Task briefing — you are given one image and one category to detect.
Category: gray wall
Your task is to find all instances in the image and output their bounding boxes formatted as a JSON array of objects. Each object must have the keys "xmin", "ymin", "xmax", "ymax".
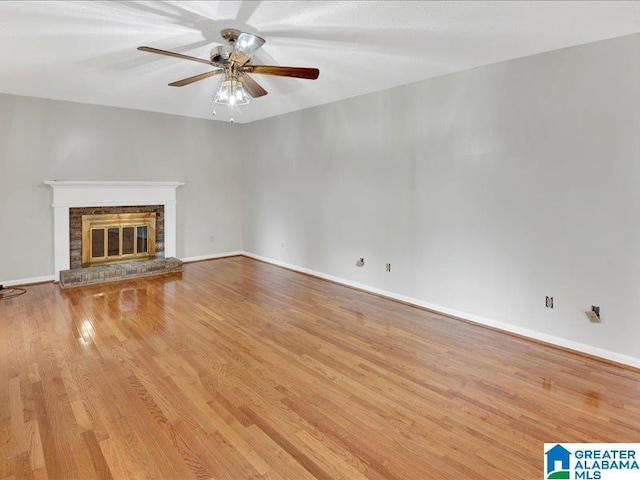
[
  {"xmin": 242, "ymin": 33, "xmax": 640, "ymax": 360},
  {"xmin": 3, "ymin": 32, "xmax": 639, "ymax": 362},
  {"xmin": 0, "ymin": 95, "xmax": 243, "ymax": 282}
]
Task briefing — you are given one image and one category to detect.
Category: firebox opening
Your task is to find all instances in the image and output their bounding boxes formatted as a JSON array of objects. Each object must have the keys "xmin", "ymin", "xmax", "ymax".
[{"xmin": 82, "ymin": 212, "xmax": 156, "ymax": 267}]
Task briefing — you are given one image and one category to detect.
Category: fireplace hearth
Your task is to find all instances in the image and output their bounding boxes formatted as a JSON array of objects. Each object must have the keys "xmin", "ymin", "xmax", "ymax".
[{"xmin": 58, "ymin": 256, "xmax": 183, "ymax": 289}]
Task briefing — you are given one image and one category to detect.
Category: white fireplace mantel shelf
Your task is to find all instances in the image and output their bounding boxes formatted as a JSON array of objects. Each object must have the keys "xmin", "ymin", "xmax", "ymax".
[
  {"xmin": 45, "ymin": 180, "xmax": 185, "ymax": 280},
  {"xmin": 44, "ymin": 180, "xmax": 185, "ymax": 207}
]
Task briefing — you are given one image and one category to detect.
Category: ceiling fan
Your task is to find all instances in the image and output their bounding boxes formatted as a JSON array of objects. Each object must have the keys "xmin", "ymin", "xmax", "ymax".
[{"xmin": 138, "ymin": 29, "xmax": 320, "ymax": 108}]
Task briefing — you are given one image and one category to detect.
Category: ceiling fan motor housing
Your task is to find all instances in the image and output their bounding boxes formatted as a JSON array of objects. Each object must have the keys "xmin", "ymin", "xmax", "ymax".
[{"xmin": 211, "ymin": 29, "xmax": 248, "ymax": 65}]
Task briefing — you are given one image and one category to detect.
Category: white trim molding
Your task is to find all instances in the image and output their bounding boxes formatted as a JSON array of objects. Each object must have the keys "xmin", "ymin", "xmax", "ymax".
[
  {"xmin": 181, "ymin": 251, "xmax": 244, "ymax": 263},
  {"xmin": 241, "ymin": 251, "xmax": 640, "ymax": 370},
  {"xmin": 0, "ymin": 275, "xmax": 55, "ymax": 287},
  {"xmin": 44, "ymin": 181, "xmax": 184, "ymax": 280}
]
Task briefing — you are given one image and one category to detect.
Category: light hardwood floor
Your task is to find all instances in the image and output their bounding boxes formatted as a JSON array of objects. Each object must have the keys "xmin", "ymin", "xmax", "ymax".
[{"xmin": 1, "ymin": 256, "xmax": 639, "ymax": 479}]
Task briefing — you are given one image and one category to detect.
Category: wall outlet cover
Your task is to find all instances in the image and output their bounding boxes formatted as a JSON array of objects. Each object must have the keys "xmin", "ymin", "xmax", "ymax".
[{"xmin": 586, "ymin": 311, "xmax": 601, "ymax": 323}]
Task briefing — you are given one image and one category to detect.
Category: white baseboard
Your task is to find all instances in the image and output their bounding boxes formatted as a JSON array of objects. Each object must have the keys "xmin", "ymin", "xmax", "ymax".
[
  {"xmin": 1, "ymin": 275, "xmax": 55, "ymax": 287},
  {"xmin": 241, "ymin": 251, "xmax": 640, "ymax": 370},
  {"xmin": 181, "ymin": 251, "xmax": 243, "ymax": 263}
]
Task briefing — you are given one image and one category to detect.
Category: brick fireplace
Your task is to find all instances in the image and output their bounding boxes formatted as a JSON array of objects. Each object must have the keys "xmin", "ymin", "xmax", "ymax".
[{"xmin": 45, "ymin": 181, "xmax": 184, "ymax": 284}]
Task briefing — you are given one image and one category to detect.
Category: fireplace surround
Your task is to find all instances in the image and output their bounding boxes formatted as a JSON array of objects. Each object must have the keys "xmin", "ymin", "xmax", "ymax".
[{"xmin": 45, "ymin": 181, "xmax": 184, "ymax": 281}]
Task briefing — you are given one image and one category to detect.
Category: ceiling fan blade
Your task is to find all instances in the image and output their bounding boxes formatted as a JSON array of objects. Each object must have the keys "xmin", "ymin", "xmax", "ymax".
[
  {"xmin": 169, "ymin": 70, "xmax": 223, "ymax": 87},
  {"xmin": 137, "ymin": 46, "xmax": 220, "ymax": 67},
  {"xmin": 239, "ymin": 73, "xmax": 268, "ymax": 98},
  {"xmin": 230, "ymin": 32, "xmax": 265, "ymax": 67},
  {"xmin": 240, "ymin": 65, "xmax": 319, "ymax": 80}
]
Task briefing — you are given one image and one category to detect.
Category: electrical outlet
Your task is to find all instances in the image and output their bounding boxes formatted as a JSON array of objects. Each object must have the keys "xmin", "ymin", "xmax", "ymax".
[
  {"xmin": 281, "ymin": 241, "xmax": 285, "ymax": 248},
  {"xmin": 587, "ymin": 305, "xmax": 601, "ymax": 323},
  {"xmin": 545, "ymin": 296, "xmax": 554, "ymax": 308},
  {"xmin": 586, "ymin": 311, "xmax": 601, "ymax": 323},
  {"xmin": 385, "ymin": 263, "xmax": 391, "ymax": 272},
  {"xmin": 209, "ymin": 235, "xmax": 216, "ymax": 243}
]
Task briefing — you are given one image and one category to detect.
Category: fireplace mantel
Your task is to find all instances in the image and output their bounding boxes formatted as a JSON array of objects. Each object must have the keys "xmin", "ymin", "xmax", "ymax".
[{"xmin": 45, "ymin": 181, "xmax": 184, "ymax": 281}]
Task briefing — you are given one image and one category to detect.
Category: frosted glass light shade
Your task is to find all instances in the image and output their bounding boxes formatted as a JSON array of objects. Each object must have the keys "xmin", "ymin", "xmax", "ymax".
[
  {"xmin": 235, "ymin": 32, "xmax": 265, "ymax": 57},
  {"xmin": 214, "ymin": 77, "xmax": 250, "ymax": 106}
]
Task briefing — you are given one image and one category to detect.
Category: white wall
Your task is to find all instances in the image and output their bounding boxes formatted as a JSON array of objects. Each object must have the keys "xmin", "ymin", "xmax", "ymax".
[
  {"xmin": 242, "ymin": 33, "xmax": 640, "ymax": 362},
  {"xmin": 0, "ymin": 95, "xmax": 243, "ymax": 283}
]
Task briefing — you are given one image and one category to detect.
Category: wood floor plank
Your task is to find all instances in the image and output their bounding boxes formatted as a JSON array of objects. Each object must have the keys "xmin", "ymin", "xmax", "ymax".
[{"xmin": 0, "ymin": 256, "xmax": 639, "ymax": 479}]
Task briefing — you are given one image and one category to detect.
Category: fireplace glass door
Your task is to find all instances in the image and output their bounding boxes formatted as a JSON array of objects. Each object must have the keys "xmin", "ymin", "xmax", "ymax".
[{"xmin": 82, "ymin": 213, "xmax": 156, "ymax": 267}]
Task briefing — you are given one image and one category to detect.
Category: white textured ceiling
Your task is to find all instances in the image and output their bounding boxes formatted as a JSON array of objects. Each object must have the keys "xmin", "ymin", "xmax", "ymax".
[{"xmin": 2, "ymin": 1, "xmax": 640, "ymax": 123}]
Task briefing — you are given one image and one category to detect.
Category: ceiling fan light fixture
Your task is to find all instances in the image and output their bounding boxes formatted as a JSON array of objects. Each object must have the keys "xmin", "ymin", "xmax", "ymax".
[
  {"xmin": 211, "ymin": 44, "xmax": 233, "ymax": 64},
  {"xmin": 234, "ymin": 32, "xmax": 265, "ymax": 57},
  {"xmin": 214, "ymin": 76, "xmax": 250, "ymax": 106}
]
